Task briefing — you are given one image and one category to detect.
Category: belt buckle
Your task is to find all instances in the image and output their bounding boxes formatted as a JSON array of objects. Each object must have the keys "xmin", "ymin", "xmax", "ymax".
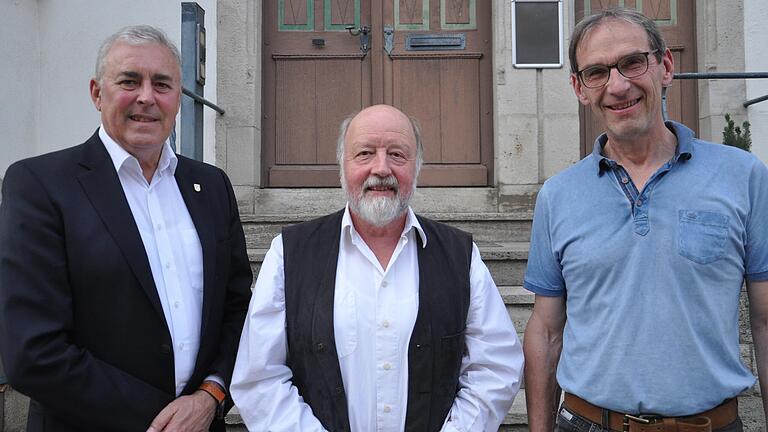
[{"xmin": 623, "ymin": 414, "xmax": 662, "ymax": 431}]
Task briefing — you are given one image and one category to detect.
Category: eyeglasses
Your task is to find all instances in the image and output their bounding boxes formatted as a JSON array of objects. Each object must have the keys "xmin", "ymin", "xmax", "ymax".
[{"xmin": 577, "ymin": 50, "xmax": 659, "ymax": 88}]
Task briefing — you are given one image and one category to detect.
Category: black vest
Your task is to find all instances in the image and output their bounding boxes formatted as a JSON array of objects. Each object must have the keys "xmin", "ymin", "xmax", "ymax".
[{"xmin": 282, "ymin": 210, "xmax": 472, "ymax": 432}]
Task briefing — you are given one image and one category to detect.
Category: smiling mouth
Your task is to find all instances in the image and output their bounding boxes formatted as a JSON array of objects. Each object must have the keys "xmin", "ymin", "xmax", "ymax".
[
  {"xmin": 366, "ymin": 185, "xmax": 396, "ymax": 193},
  {"xmin": 607, "ymin": 97, "xmax": 641, "ymax": 111},
  {"xmin": 363, "ymin": 175, "xmax": 399, "ymax": 195},
  {"xmin": 129, "ymin": 114, "xmax": 158, "ymax": 123}
]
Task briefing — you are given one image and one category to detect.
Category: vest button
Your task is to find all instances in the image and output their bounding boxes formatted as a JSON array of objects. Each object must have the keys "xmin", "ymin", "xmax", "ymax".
[
  {"xmin": 316, "ymin": 342, "xmax": 325, "ymax": 352},
  {"xmin": 160, "ymin": 343, "xmax": 172, "ymax": 354},
  {"xmin": 333, "ymin": 386, "xmax": 344, "ymax": 395}
]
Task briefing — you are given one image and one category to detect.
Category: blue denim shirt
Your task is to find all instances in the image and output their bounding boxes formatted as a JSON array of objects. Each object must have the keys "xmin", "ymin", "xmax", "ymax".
[{"xmin": 524, "ymin": 121, "xmax": 768, "ymax": 415}]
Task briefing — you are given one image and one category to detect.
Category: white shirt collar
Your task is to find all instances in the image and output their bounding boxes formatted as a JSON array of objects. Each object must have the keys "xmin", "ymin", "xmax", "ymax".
[
  {"xmin": 99, "ymin": 125, "xmax": 178, "ymax": 177},
  {"xmin": 341, "ymin": 203, "xmax": 428, "ymax": 248}
]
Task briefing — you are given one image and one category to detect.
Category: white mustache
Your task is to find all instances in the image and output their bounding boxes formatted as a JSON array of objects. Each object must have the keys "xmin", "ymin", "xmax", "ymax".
[{"xmin": 363, "ymin": 175, "xmax": 398, "ymax": 191}]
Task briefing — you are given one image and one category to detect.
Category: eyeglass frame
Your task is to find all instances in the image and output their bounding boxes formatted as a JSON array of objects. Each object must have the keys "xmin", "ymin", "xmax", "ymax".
[{"xmin": 576, "ymin": 49, "xmax": 661, "ymax": 89}]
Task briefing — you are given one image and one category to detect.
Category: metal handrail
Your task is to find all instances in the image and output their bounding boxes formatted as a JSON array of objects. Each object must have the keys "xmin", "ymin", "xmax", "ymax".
[
  {"xmin": 182, "ymin": 87, "xmax": 225, "ymax": 115},
  {"xmin": 663, "ymin": 71, "xmax": 768, "ymax": 119},
  {"xmin": 744, "ymin": 94, "xmax": 768, "ymax": 108},
  {"xmin": 674, "ymin": 72, "xmax": 768, "ymax": 80}
]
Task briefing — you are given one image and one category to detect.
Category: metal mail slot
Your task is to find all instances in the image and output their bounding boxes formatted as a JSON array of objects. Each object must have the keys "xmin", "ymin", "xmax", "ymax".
[{"xmin": 406, "ymin": 33, "xmax": 466, "ymax": 51}]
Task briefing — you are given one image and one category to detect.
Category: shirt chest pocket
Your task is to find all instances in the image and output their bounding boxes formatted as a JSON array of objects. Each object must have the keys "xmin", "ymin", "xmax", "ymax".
[{"xmin": 678, "ymin": 210, "xmax": 729, "ymax": 265}]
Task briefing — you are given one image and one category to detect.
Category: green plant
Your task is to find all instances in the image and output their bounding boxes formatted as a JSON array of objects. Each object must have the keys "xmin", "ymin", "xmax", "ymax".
[{"xmin": 722, "ymin": 113, "xmax": 752, "ymax": 152}]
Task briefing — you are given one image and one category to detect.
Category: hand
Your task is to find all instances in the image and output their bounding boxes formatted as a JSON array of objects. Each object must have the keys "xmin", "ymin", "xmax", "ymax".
[{"xmin": 146, "ymin": 391, "xmax": 217, "ymax": 432}]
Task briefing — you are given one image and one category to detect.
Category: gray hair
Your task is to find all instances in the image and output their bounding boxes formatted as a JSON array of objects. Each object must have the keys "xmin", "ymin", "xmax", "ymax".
[
  {"xmin": 336, "ymin": 110, "xmax": 425, "ymax": 176},
  {"xmin": 569, "ymin": 8, "xmax": 666, "ymax": 74},
  {"xmin": 95, "ymin": 25, "xmax": 181, "ymax": 83}
]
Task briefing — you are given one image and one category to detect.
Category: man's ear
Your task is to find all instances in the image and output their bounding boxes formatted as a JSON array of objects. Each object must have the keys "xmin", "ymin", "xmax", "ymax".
[
  {"xmin": 570, "ymin": 74, "xmax": 591, "ymax": 106},
  {"xmin": 90, "ymin": 79, "xmax": 102, "ymax": 112},
  {"xmin": 660, "ymin": 48, "xmax": 675, "ymax": 87}
]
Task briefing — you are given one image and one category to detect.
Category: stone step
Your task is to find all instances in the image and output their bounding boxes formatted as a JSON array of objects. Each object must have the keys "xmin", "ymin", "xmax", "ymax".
[
  {"xmin": 240, "ymin": 187, "xmax": 537, "ymax": 216},
  {"xmin": 247, "ymin": 241, "xmax": 530, "ymax": 287},
  {"xmin": 499, "ymin": 285, "xmax": 534, "ymax": 305},
  {"xmin": 477, "ymin": 241, "xmax": 529, "ymax": 287},
  {"xmin": 502, "ymin": 285, "xmax": 534, "ymax": 335},
  {"xmin": 241, "ymin": 212, "xmax": 533, "ymax": 249}
]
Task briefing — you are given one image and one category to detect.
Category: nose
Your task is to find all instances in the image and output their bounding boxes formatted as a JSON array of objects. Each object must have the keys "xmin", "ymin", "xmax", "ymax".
[
  {"xmin": 604, "ymin": 67, "xmax": 631, "ymax": 94},
  {"xmin": 370, "ymin": 149, "xmax": 392, "ymax": 177},
  {"xmin": 136, "ymin": 81, "xmax": 156, "ymax": 105}
]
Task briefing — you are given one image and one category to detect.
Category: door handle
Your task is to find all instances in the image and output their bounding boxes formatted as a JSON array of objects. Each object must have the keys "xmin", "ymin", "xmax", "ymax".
[{"xmin": 346, "ymin": 25, "xmax": 371, "ymax": 53}]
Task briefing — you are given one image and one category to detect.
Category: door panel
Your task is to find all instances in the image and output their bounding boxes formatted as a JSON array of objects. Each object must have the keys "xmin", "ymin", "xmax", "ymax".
[
  {"xmin": 393, "ymin": 58, "xmax": 443, "ymax": 161},
  {"xmin": 444, "ymin": 0, "xmax": 474, "ymax": 26},
  {"xmin": 264, "ymin": 1, "xmax": 369, "ymax": 186},
  {"xmin": 275, "ymin": 60, "xmax": 317, "ymax": 164},
  {"xmin": 396, "ymin": 0, "xmax": 429, "ymax": 27},
  {"xmin": 392, "ymin": 57, "xmax": 480, "ymax": 163},
  {"xmin": 576, "ymin": 0, "xmax": 698, "ymax": 156},
  {"xmin": 439, "ymin": 58, "xmax": 480, "ymax": 162},
  {"xmin": 383, "ymin": 0, "xmax": 491, "ymax": 185},
  {"xmin": 264, "ymin": 0, "xmax": 492, "ymax": 187},
  {"xmin": 274, "ymin": 58, "xmax": 363, "ymax": 166},
  {"xmin": 315, "ymin": 60, "xmax": 364, "ymax": 163}
]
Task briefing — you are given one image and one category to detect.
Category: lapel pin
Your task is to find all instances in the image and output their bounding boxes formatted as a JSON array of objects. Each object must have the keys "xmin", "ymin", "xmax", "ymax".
[{"xmin": 194, "ymin": 183, "xmax": 201, "ymax": 192}]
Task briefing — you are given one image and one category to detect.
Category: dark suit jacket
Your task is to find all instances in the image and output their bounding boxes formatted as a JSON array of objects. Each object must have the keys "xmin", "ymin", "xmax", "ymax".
[{"xmin": 0, "ymin": 130, "xmax": 253, "ymax": 431}]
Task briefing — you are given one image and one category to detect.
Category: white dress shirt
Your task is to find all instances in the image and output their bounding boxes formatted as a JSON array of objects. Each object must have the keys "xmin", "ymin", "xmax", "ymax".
[
  {"xmin": 232, "ymin": 206, "xmax": 524, "ymax": 431},
  {"xmin": 100, "ymin": 127, "xmax": 205, "ymax": 396}
]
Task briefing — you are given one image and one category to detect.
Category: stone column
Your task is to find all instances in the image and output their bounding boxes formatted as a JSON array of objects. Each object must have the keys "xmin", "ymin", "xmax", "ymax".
[
  {"xmin": 696, "ymin": 0, "xmax": 747, "ymax": 143},
  {"xmin": 217, "ymin": 0, "xmax": 263, "ymax": 214},
  {"xmin": 492, "ymin": 0, "xmax": 580, "ymax": 209}
]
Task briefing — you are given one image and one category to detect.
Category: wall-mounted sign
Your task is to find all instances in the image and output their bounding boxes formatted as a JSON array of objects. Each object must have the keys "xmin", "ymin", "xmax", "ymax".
[{"xmin": 511, "ymin": 0, "xmax": 563, "ymax": 68}]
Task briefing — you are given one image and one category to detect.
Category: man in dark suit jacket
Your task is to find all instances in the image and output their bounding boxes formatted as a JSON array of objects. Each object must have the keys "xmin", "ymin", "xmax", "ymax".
[{"xmin": 0, "ymin": 25, "xmax": 252, "ymax": 431}]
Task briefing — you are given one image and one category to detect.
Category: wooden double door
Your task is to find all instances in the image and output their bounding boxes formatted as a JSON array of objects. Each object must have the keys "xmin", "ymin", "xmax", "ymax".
[
  {"xmin": 577, "ymin": 0, "xmax": 698, "ymax": 155},
  {"xmin": 263, "ymin": 0, "xmax": 493, "ymax": 187}
]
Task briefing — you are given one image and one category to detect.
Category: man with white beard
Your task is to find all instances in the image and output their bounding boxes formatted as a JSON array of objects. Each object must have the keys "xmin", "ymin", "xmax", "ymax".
[{"xmin": 231, "ymin": 105, "xmax": 523, "ymax": 432}]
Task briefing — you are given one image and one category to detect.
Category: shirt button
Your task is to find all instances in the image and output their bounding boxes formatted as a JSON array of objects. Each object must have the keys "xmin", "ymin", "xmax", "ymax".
[
  {"xmin": 383, "ymin": 363, "xmax": 391, "ymax": 370},
  {"xmin": 165, "ymin": 262, "xmax": 171, "ymax": 269},
  {"xmin": 621, "ymin": 177, "xmax": 629, "ymax": 184},
  {"xmin": 178, "ymin": 343, "xmax": 184, "ymax": 350},
  {"xmin": 383, "ymin": 405, "xmax": 391, "ymax": 413},
  {"xmin": 636, "ymin": 199, "xmax": 643, "ymax": 206},
  {"xmin": 383, "ymin": 320, "xmax": 390, "ymax": 328},
  {"xmin": 174, "ymin": 301, "xmax": 180, "ymax": 309},
  {"xmin": 156, "ymin": 224, "xmax": 162, "ymax": 230},
  {"xmin": 381, "ymin": 281, "xmax": 388, "ymax": 288}
]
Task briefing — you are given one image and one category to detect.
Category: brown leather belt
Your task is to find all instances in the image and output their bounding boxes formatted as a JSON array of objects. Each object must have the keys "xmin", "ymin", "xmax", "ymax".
[{"xmin": 563, "ymin": 393, "xmax": 738, "ymax": 432}]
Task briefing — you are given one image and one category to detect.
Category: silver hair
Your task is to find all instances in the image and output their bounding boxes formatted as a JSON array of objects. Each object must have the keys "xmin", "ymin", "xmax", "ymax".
[
  {"xmin": 335, "ymin": 109, "xmax": 425, "ymax": 176},
  {"xmin": 95, "ymin": 25, "xmax": 181, "ymax": 83}
]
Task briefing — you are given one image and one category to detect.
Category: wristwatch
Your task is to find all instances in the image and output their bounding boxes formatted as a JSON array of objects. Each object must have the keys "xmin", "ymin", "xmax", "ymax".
[{"xmin": 199, "ymin": 380, "xmax": 227, "ymax": 418}]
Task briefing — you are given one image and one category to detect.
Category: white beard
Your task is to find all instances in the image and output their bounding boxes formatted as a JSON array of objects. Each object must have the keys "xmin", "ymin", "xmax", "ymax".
[{"xmin": 343, "ymin": 174, "xmax": 414, "ymax": 227}]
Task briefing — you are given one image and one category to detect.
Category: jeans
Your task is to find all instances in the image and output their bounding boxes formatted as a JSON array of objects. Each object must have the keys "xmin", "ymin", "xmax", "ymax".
[{"xmin": 555, "ymin": 403, "xmax": 744, "ymax": 432}]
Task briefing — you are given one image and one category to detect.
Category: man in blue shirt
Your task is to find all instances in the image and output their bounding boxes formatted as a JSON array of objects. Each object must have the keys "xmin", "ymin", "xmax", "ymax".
[{"xmin": 523, "ymin": 8, "xmax": 768, "ymax": 432}]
